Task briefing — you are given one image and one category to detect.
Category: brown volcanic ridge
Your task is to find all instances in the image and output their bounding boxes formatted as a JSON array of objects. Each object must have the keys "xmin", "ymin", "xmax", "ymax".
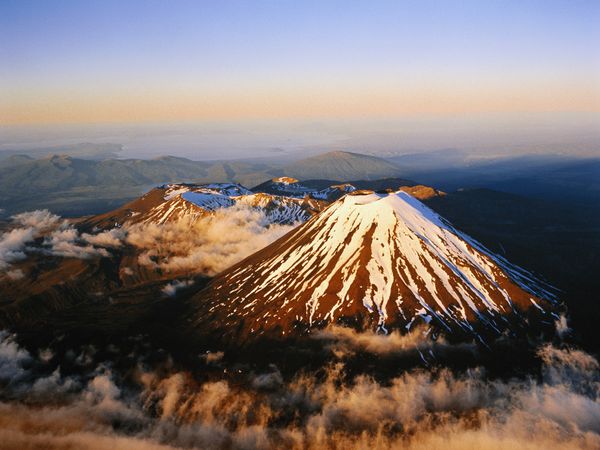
[
  {"xmin": 190, "ymin": 190, "xmax": 558, "ymax": 344},
  {"xmin": 80, "ymin": 183, "xmax": 327, "ymax": 230}
]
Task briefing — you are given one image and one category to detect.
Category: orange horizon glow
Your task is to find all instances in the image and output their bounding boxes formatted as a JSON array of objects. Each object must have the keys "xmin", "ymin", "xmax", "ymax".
[
  {"xmin": 3, "ymin": 1, "xmax": 598, "ymax": 127},
  {"xmin": 3, "ymin": 81, "xmax": 599, "ymax": 125}
]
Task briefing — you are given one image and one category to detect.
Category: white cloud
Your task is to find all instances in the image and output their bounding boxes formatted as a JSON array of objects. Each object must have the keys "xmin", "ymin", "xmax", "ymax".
[
  {"xmin": 11, "ymin": 209, "xmax": 64, "ymax": 232},
  {"xmin": 43, "ymin": 228, "xmax": 111, "ymax": 259},
  {"xmin": 5, "ymin": 269, "xmax": 24, "ymax": 280},
  {"xmin": 161, "ymin": 279, "xmax": 194, "ymax": 297},
  {"xmin": 126, "ymin": 205, "xmax": 295, "ymax": 276},
  {"xmin": 82, "ymin": 228, "xmax": 126, "ymax": 248},
  {"xmin": 0, "ymin": 210, "xmax": 123, "ymax": 272},
  {"xmin": 0, "ymin": 227, "xmax": 35, "ymax": 270},
  {"xmin": 0, "ymin": 205, "xmax": 294, "ymax": 276}
]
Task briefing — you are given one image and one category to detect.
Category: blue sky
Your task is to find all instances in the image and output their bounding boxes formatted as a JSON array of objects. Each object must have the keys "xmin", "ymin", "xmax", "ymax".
[
  {"xmin": 1, "ymin": 0, "xmax": 598, "ymax": 124},
  {"xmin": 4, "ymin": 1, "xmax": 596, "ymax": 76}
]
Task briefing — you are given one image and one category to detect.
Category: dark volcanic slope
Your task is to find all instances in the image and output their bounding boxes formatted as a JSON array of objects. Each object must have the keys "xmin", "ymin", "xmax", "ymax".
[
  {"xmin": 190, "ymin": 191, "xmax": 557, "ymax": 343},
  {"xmin": 424, "ymin": 188, "xmax": 600, "ymax": 353}
]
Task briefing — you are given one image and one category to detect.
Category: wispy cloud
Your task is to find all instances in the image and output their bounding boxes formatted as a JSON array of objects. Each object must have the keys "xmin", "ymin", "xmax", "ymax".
[
  {"xmin": 1, "ymin": 206, "xmax": 295, "ymax": 278},
  {"xmin": 126, "ymin": 204, "xmax": 295, "ymax": 276},
  {"xmin": 0, "ymin": 330, "xmax": 598, "ymax": 450}
]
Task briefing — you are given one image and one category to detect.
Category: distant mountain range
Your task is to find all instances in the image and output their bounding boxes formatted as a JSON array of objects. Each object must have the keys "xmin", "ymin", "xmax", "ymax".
[
  {"xmin": 0, "ymin": 151, "xmax": 406, "ymax": 216},
  {"xmin": 2, "ymin": 147, "xmax": 597, "ymax": 217}
]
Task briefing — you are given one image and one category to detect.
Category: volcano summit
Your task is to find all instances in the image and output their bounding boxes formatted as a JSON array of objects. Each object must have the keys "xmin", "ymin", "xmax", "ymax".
[{"xmin": 191, "ymin": 190, "xmax": 557, "ymax": 343}]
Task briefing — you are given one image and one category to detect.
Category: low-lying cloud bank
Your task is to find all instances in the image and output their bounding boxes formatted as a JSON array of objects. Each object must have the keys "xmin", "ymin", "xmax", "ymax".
[
  {"xmin": 313, "ymin": 325, "xmax": 477, "ymax": 362},
  {"xmin": 0, "ymin": 210, "xmax": 64, "ymax": 270},
  {"xmin": 0, "ymin": 206, "xmax": 295, "ymax": 277},
  {"xmin": 0, "ymin": 329, "xmax": 598, "ymax": 450},
  {"xmin": 126, "ymin": 205, "xmax": 295, "ymax": 276},
  {"xmin": 0, "ymin": 210, "xmax": 112, "ymax": 271}
]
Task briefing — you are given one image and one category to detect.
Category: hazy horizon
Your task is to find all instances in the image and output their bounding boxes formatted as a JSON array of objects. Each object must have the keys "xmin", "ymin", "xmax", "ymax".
[{"xmin": 1, "ymin": 112, "xmax": 599, "ymax": 161}]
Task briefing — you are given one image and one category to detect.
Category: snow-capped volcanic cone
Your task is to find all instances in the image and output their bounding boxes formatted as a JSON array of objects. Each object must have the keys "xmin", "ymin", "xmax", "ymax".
[
  {"xmin": 81, "ymin": 183, "xmax": 326, "ymax": 229},
  {"xmin": 190, "ymin": 190, "xmax": 557, "ymax": 342}
]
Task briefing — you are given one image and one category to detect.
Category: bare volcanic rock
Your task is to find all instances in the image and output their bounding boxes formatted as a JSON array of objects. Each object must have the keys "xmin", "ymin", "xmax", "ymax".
[
  {"xmin": 399, "ymin": 185, "xmax": 445, "ymax": 200},
  {"xmin": 190, "ymin": 191, "xmax": 557, "ymax": 343}
]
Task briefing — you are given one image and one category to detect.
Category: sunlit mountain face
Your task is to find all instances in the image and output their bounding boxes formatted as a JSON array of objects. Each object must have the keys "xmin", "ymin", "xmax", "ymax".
[{"xmin": 190, "ymin": 190, "xmax": 557, "ymax": 344}]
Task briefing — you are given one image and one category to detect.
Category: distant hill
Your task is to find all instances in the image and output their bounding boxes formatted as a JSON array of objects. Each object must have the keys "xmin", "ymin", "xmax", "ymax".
[
  {"xmin": 0, "ymin": 154, "xmax": 214, "ymax": 190},
  {"xmin": 0, "ymin": 154, "xmax": 35, "ymax": 167},
  {"xmin": 0, "ymin": 155, "xmax": 213, "ymax": 216},
  {"xmin": 394, "ymin": 153, "xmax": 600, "ymax": 205},
  {"xmin": 284, "ymin": 151, "xmax": 402, "ymax": 181},
  {"xmin": 0, "ymin": 142, "xmax": 124, "ymax": 160}
]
